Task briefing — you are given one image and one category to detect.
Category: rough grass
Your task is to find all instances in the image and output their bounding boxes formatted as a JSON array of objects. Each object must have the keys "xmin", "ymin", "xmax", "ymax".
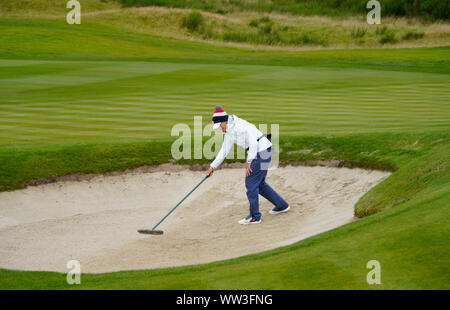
[
  {"xmin": 181, "ymin": 10, "xmax": 204, "ymax": 32},
  {"xmin": 119, "ymin": 0, "xmax": 450, "ymax": 21},
  {"xmin": 1, "ymin": 2, "xmax": 449, "ymax": 49},
  {"xmin": 72, "ymin": 8, "xmax": 450, "ymax": 49}
]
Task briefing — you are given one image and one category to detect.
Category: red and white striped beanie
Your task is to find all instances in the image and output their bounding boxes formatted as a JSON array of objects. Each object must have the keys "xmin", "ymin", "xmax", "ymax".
[{"xmin": 212, "ymin": 105, "xmax": 228, "ymax": 129}]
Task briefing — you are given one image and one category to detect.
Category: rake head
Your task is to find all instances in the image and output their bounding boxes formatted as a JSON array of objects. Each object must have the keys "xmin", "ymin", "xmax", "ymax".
[{"xmin": 138, "ymin": 229, "xmax": 164, "ymax": 235}]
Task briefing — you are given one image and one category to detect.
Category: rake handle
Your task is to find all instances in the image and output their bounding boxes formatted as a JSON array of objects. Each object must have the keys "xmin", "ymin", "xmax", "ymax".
[{"xmin": 151, "ymin": 175, "xmax": 209, "ymax": 231}]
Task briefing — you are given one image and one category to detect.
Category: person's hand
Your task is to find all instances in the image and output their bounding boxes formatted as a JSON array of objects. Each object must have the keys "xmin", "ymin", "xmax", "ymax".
[
  {"xmin": 245, "ymin": 162, "xmax": 253, "ymax": 177},
  {"xmin": 206, "ymin": 167, "xmax": 214, "ymax": 177}
]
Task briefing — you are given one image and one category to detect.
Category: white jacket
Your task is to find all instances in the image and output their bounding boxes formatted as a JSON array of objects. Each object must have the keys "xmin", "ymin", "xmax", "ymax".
[{"xmin": 210, "ymin": 115, "xmax": 272, "ymax": 169}]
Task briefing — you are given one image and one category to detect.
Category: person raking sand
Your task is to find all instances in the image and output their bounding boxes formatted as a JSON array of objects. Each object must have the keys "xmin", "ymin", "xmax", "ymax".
[{"xmin": 206, "ymin": 106, "xmax": 290, "ymax": 224}]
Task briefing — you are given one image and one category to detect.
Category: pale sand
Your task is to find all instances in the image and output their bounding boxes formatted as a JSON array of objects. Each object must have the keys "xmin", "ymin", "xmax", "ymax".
[{"xmin": 0, "ymin": 165, "xmax": 390, "ymax": 273}]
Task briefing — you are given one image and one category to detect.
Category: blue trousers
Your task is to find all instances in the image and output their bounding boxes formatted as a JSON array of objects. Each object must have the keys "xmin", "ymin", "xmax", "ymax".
[{"xmin": 245, "ymin": 147, "xmax": 289, "ymax": 221}]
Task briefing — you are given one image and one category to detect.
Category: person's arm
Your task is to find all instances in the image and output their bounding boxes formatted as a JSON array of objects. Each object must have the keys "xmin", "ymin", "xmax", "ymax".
[
  {"xmin": 245, "ymin": 126, "xmax": 259, "ymax": 176},
  {"xmin": 206, "ymin": 134, "xmax": 233, "ymax": 176},
  {"xmin": 246, "ymin": 127, "xmax": 258, "ymax": 164}
]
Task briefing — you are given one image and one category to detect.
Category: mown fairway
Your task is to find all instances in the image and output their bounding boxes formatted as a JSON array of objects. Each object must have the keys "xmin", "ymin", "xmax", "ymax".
[{"xmin": 1, "ymin": 58, "xmax": 449, "ymax": 145}]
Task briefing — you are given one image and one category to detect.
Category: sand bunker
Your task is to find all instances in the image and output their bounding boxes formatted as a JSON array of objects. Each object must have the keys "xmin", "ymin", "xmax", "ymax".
[{"xmin": 0, "ymin": 165, "xmax": 390, "ymax": 273}]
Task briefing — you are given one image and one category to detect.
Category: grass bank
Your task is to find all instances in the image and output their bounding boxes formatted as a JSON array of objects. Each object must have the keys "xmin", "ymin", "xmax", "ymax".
[
  {"xmin": 1, "ymin": 16, "xmax": 449, "ymax": 70},
  {"xmin": 2, "ymin": 2, "xmax": 449, "ymax": 50}
]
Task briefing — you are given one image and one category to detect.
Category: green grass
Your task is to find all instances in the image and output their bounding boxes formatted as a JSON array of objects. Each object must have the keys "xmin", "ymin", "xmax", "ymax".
[
  {"xmin": 0, "ymin": 19, "xmax": 449, "ymax": 145},
  {"xmin": 1, "ymin": 56, "xmax": 449, "ymax": 145}
]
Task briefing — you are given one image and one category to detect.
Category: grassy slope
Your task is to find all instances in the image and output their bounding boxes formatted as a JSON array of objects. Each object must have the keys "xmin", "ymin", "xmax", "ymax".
[
  {"xmin": 1, "ymin": 0, "xmax": 449, "ymax": 51},
  {"xmin": 92, "ymin": 8, "xmax": 449, "ymax": 49},
  {"xmin": 2, "ymin": 9, "xmax": 450, "ymax": 51},
  {"xmin": 1, "ymin": 16, "xmax": 449, "ymax": 70}
]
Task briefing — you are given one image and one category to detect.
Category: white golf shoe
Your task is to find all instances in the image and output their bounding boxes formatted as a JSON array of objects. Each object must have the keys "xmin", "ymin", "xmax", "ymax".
[
  {"xmin": 269, "ymin": 206, "xmax": 290, "ymax": 215},
  {"xmin": 238, "ymin": 216, "xmax": 261, "ymax": 224}
]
